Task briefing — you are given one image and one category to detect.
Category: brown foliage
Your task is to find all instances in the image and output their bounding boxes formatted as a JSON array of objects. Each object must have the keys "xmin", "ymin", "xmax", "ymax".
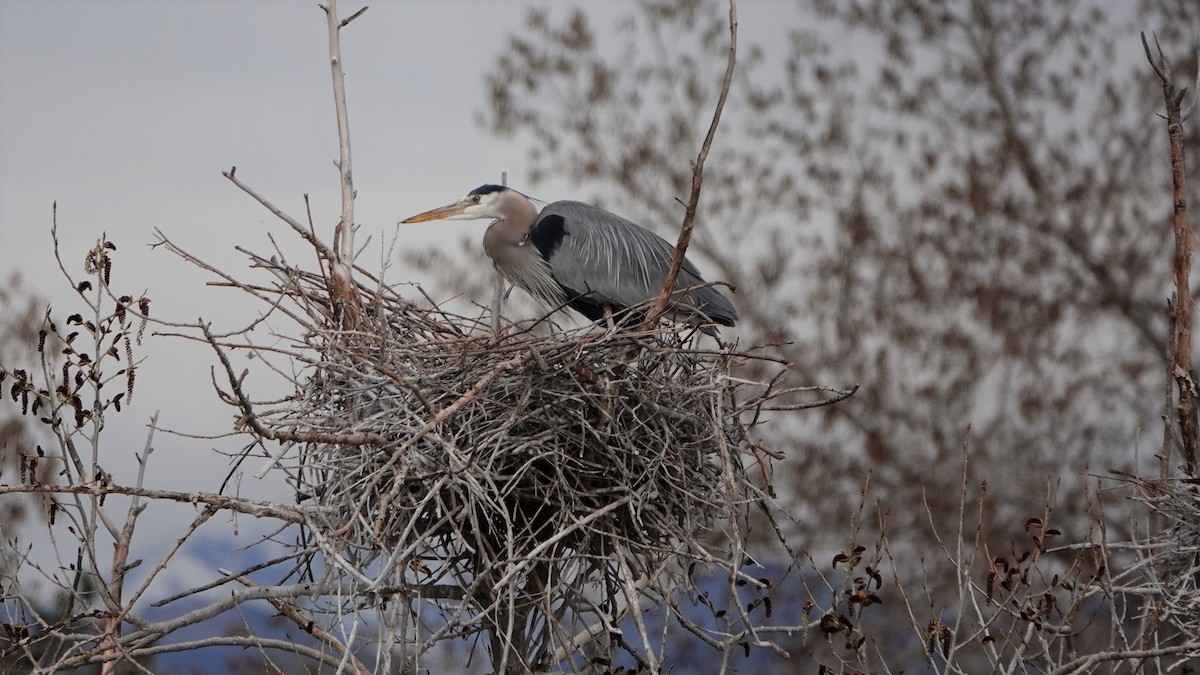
[
  {"xmin": 469, "ymin": 0, "xmax": 1200, "ymax": 563},
  {"xmin": 391, "ymin": 0, "xmax": 1200, "ymax": 669},
  {"xmin": 0, "ymin": 275, "xmax": 56, "ymax": 534}
]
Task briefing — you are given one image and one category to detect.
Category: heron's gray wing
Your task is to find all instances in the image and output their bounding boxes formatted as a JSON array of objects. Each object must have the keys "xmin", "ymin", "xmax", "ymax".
[{"xmin": 530, "ymin": 201, "xmax": 737, "ymax": 325}]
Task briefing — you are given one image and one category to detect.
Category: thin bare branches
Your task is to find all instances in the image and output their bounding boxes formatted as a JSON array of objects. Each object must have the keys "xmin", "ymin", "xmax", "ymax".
[
  {"xmin": 1051, "ymin": 642, "xmax": 1200, "ymax": 675},
  {"xmin": 98, "ymin": 412, "xmax": 158, "ymax": 675},
  {"xmin": 230, "ymin": 574, "xmax": 372, "ymax": 675},
  {"xmin": 320, "ymin": 0, "xmax": 364, "ymax": 327},
  {"xmin": 222, "ymin": 167, "xmax": 336, "ymax": 261},
  {"xmin": 201, "ymin": 320, "xmax": 389, "ymax": 447},
  {"xmin": 0, "ymin": 483, "xmax": 308, "ymax": 523},
  {"xmin": 647, "ymin": 0, "xmax": 738, "ymax": 326}
]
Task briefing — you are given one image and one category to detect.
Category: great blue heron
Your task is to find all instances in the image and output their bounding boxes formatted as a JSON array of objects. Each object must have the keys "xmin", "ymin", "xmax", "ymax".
[{"xmin": 401, "ymin": 184, "xmax": 737, "ymax": 331}]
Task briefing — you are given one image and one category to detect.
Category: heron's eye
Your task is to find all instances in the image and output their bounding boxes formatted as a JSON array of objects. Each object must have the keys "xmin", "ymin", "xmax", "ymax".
[{"xmin": 471, "ymin": 195, "xmax": 481, "ymax": 204}]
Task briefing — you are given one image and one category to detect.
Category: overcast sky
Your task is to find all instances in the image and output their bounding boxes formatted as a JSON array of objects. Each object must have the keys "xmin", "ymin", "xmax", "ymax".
[{"xmin": 0, "ymin": 0, "xmax": 584, "ymax": 315}]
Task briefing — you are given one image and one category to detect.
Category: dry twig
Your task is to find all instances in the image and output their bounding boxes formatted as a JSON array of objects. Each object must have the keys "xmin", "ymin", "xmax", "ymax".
[
  {"xmin": 647, "ymin": 0, "xmax": 738, "ymax": 326},
  {"xmin": 321, "ymin": 0, "xmax": 364, "ymax": 327}
]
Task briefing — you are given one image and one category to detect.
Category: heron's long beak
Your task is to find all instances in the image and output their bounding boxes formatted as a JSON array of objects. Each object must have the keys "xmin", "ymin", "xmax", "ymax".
[{"xmin": 400, "ymin": 200, "xmax": 469, "ymax": 224}]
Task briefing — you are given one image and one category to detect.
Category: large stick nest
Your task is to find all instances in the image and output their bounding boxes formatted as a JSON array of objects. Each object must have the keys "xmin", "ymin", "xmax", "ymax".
[
  {"xmin": 268, "ymin": 262, "xmax": 788, "ymax": 577},
  {"xmin": 305, "ymin": 310, "xmax": 757, "ymax": 566},
  {"xmin": 1125, "ymin": 474, "xmax": 1200, "ymax": 639},
  {"xmin": 170, "ymin": 235, "xmax": 829, "ymax": 666}
]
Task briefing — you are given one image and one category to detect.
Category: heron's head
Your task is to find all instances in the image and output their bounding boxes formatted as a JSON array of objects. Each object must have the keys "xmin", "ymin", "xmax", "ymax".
[{"xmin": 400, "ymin": 184, "xmax": 526, "ymax": 223}]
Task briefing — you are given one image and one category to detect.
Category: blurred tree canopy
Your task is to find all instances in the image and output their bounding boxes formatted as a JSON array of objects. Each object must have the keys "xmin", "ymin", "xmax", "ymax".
[
  {"xmin": 0, "ymin": 275, "xmax": 53, "ymax": 535},
  {"xmin": 454, "ymin": 0, "xmax": 1200, "ymax": 553},
  {"xmin": 379, "ymin": 3, "xmax": 1200, "ymax": 664}
]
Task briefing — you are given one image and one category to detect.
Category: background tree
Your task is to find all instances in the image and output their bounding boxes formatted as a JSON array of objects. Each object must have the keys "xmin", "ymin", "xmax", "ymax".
[
  {"xmin": 0, "ymin": 274, "xmax": 53, "ymax": 535},
  {"xmin": 464, "ymin": 0, "xmax": 1199, "ymax": 557},
  {"xmin": 0, "ymin": 275, "xmax": 61, "ymax": 672},
  {"xmin": 400, "ymin": 0, "xmax": 1200, "ymax": 667}
]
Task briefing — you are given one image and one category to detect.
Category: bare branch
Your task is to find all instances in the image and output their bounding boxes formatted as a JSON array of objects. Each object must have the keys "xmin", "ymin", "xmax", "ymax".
[
  {"xmin": 0, "ymin": 483, "xmax": 309, "ymax": 523},
  {"xmin": 230, "ymin": 575, "xmax": 373, "ymax": 675},
  {"xmin": 322, "ymin": 0, "xmax": 363, "ymax": 326},
  {"xmin": 222, "ymin": 168, "xmax": 336, "ymax": 262},
  {"xmin": 1143, "ymin": 30, "xmax": 1199, "ymax": 475},
  {"xmin": 1050, "ymin": 641, "xmax": 1200, "ymax": 674},
  {"xmin": 646, "ymin": 0, "xmax": 738, "ymax": 326},
  {"xmin": 339, "ymin": 5, "xmax": 368, "ymax": 28},
  {"xmin": 201, "ymin": 320, "xmax": 388, "ymax": 447}
]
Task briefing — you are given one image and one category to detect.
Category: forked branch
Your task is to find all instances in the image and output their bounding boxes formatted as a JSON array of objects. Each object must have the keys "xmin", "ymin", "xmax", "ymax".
[
  {"xmin": 647, "ymin": 0, "xmax": 738, "ymax": 326},
  {"xmin": 320, "ymin": 0, "xmax": 365, "ymax": 326},
  {"xmin": 230, "ymin": 574, "xmax": 372, "ymax": 675}
]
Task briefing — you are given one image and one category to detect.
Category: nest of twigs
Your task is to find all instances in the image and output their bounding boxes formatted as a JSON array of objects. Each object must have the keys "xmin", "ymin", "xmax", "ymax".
[
  {"xmin": 167, "ymin": 232, "xmax": 828, "ymax": 668},
  {"xmin": 285, "ymin": 272, "xmax": 780, "ymax": 591},
  {"xmin": 309, "ymin": 323, "xmax": 746, "ymax": 562},
  {"xmin": 1129, "ymin": 475, "xmax": 1200, "ymax": 640}
]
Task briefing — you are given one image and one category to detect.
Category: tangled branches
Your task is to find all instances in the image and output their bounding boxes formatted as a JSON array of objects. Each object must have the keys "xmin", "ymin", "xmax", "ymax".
[
  {"xmin": 1125, "ymin": 474, "xmax": 1200, "ymax": 646},
  {"xmin": 155, "ymin": 228, "xmax": 848, "ymax": 671}
]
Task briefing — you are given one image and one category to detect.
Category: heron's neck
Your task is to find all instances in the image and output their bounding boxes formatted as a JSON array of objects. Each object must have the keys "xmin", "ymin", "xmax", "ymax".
[{"xmin": 482, "ymin": 198, "xmax": 538, "ymax": 254}]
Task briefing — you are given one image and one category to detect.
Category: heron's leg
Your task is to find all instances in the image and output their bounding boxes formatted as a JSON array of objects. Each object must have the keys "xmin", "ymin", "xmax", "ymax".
[
  {"xmin": 603, "ymin": 305, "xmax": 616, "ymax": 332},
  {"xmin": 491, "ymin": 278, "xmax": 506, "ymax": 337}
]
